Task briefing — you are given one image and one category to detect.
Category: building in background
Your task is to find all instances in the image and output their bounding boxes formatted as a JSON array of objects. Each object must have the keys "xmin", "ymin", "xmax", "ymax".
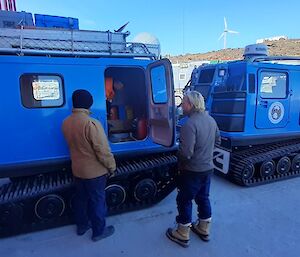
[
  {"xmin": 256, "ymin": 35, "xmax": 288, "ymax": 44},
  {"xmin": 0, "ymin": 0, "xmax": 16, "ymax": 11}
]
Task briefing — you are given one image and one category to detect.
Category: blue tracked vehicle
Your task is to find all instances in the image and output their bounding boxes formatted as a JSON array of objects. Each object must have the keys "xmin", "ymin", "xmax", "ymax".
[
  {"xmin": 188, "ymin": 44, "xmax": 300, "ymax": 186},
  {"xmin": 0, "ymin": 12, "xmax": 177, "ymax": 237}
]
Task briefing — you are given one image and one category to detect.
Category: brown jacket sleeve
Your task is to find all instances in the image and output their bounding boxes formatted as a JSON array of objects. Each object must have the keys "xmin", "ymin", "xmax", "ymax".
[{"xmin": 87, "ymin": 119, "xmax": 116, "ymax": 172}]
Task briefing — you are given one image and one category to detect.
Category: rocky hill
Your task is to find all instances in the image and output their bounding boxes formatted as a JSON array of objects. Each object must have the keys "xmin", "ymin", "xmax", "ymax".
[{"xmin": 168, "ymin": 38, "xmax": 300, "ymax": 63}]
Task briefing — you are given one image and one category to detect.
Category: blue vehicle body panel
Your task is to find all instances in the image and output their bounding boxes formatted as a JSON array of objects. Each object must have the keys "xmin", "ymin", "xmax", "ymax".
[
  {"xmin": 190, "ymin": 59, "xmax": 300, "ymax": 148},
  {"xmin": 0, "ymin": 56, "xmax": 175, "ymax": 176}
]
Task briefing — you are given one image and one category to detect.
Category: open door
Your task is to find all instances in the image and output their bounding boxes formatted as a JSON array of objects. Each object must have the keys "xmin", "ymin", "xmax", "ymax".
[{"xmin": 146, "ymin": 58, "xmax": 175, "ymax": 147}]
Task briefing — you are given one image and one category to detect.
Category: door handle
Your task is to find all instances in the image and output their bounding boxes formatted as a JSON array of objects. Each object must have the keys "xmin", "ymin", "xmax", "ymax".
[{"xmin": 259, "ymin": 100, "xmax": 268, "ymax": 108}]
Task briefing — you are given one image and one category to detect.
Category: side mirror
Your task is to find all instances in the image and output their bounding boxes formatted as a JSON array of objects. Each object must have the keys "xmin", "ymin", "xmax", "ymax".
[
  {"xmin": 174, "ymin": 95, "xmax": 183, "ymax": 118},
  {"xmin": 174, "ymin": 95, "xmax": 183, "ymax": 107}
]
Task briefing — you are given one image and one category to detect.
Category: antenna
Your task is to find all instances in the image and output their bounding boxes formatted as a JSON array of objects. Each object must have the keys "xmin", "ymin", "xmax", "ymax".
[
  {"xmin": 218, "ymin": 17, "xmax": 239, "ymax": 49},
  {"xmin": 114, "ymin": 22, "xmax": 129, "ymax": 33}
]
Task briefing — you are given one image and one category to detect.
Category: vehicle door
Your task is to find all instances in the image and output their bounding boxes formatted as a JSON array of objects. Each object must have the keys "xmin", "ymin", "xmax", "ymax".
[
  {"xmin": 146, "ymin": 58, "xmax": 175, "ymax": 147},
  {"xmin": 255, "ymin": 69, "xmax": 290, "ymax": 128}
]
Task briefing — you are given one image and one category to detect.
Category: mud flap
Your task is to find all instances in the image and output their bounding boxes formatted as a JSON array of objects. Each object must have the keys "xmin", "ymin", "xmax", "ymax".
[{"xmin": 213, "ymin": 148, "xmax": 230, "ymax": 174}]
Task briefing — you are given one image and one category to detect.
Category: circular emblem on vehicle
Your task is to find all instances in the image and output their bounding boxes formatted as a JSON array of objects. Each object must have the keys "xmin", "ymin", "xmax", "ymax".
[{"xmin": 268, "ymin": 102, "xmax": 284, "ymax": 124}]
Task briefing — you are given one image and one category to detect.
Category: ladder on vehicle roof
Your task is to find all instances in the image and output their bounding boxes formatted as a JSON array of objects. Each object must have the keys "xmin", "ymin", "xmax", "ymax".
[{"xmin": 0, "ymin": 26, "xmax": 160, "ymax": 59}]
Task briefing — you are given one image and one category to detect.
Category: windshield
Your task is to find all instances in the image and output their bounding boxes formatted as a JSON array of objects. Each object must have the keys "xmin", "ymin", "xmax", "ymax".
[
  {"xmin": 224, "ymin": 74, "xmax": 246, "ymax": 91},
  {"xmin": 194, "ymin": 85, "xmax": 210, "ymax": 100},
  {"xmin": 198, "ymin": 68, "xmax": 216, "ymax": 84},
  {"xmin": 193, "ymin": 68, "xmax": 216, "ymax": 99}
]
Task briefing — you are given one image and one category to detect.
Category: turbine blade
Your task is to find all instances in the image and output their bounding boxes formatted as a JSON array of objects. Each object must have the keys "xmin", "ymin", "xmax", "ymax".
[
  {"xmin": 224, "ymin": 17, "xmax": 227, "ymax": 29},
  {"xmin": 218, "ymin": 32, "xmax": 225, "ymax": 41},
  {"xmin": 228, "ymin": 30, "xmax": 239, "ymax": 34}
]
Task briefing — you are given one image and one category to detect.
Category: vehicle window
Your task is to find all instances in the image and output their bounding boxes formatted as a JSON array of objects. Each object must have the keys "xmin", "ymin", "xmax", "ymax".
[
  {"xmin": 260, "ymin": 72, "xmax": 287, "ymax": 98},
  {"xmin": 225, "ymin": 74, "xmax": 245, "ymax": 91},
  {"xmin": 198, "ymin": 68, "xmax": 215, "ymax": 84},
  {"xmin": 150, "ymin": 65, "xmax": 167, "ymax": 103},
  {"xmin": 20, "ymin": 74, "xmax": 64, "ymax": 108}
]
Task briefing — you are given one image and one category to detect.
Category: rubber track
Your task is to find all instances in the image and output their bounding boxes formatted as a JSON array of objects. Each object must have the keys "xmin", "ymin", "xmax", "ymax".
[
  {"xmin": 0, "ymin": 152, "xmax": 177, "ymax": 237},
  {"xmin": 108, "ymin": 152, "xmax": 177, "ymax": 214},
  {"xmin": 228, "ymin": 140, "xmax": 300, "ymax": 186}
]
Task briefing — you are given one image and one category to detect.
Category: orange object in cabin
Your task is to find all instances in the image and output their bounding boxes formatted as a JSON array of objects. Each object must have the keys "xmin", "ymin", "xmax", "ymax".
[{"xmin": 105, "ymin": 77, "xmax": 115, "ymax": 101}]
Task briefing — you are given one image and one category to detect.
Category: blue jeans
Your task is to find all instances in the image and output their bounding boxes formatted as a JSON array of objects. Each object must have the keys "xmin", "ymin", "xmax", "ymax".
[
  {"xmin": 176, "ymin": 170, "xmax": 212, "ymax": 224},
  {"xmin": 74, "ymin": 175, "xmax": 107, "ymax": 236}
]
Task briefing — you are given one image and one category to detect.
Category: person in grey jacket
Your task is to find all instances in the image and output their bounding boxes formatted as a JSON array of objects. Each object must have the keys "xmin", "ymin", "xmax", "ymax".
[{"xmin": 166, "ymin": 91, "xmax": 220, "ymax": 248}]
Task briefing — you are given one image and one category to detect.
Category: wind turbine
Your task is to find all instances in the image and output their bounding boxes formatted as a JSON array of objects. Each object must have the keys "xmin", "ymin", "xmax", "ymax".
[{"xmin": 218, "ymin": 17, "xmax": 239, "ymax": 49}]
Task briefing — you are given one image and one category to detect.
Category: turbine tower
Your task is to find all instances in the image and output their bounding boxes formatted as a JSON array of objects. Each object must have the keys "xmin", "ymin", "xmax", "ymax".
[{"xmin": 218, "ymin": 17, "xmax": 239, "ymax": 49}]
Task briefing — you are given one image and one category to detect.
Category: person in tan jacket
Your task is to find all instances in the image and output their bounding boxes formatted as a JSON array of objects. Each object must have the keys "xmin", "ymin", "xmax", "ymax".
[{"xmin": 62, "ymin": 89, "xmax": 116, "ymax": 241}]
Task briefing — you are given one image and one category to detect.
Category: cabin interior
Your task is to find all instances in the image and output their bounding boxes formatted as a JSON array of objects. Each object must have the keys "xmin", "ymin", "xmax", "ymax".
[{"xmin": 105, "ymin": 67, "xmax": 148, "ymax": 143}]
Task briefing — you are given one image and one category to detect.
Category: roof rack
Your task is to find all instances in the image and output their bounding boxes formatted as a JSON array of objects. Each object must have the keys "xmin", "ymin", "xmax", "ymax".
[
  {"xmin": 252, "ymin": 56, "xmax": 300, "ymax": 65},
  {"xmin": 0, "ymin": 26, "xmax": 160, "ymax": 59}
]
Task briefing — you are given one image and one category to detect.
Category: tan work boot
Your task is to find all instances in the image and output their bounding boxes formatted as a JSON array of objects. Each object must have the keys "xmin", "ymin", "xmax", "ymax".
[
  {"xmin": 166, "ymin": 223, "xmax": 190, "ymax": 248},
  {"xmin": 191, "ymin": 218, "xmax": 211, "ymax": 241}
]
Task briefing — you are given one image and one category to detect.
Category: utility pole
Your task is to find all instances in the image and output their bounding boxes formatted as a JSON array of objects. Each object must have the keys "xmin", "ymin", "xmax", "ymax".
[{"xmin": 182, "ymin": 7, "xmax": 185, "ymax": 54}]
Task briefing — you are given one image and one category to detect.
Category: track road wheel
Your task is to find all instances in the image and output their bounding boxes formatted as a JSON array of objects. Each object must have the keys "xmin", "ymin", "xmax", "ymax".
[
  {"xmin": 105, "ymin": 184, "xmax": 126, "ymax": 207},
  {"xmin": 260, "ymin": 160, "xmax": 275, "ymax": 178},
  {"xmin": 35, "ymin": 194, "xmax": 65, "ymax": 220},
  {"xmin": 241, "ymin": 163, "xmax": 255, "ymax": 180},
  {"xmin": 134, "ymin": 178, "xmax": 157, "ymax": 202},
  {"xmin": 291, "ymin": 154, "xmax": 300, "ymax": 172},
  {"xmin": 276, "ymin": 156, "xmax": 291, "ymax": 174}
]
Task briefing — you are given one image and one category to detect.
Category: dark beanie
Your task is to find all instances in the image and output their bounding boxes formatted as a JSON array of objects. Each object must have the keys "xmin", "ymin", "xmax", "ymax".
[{"xmin": 72, "ymin": 89, "xmax": 93, "ymax": 109}]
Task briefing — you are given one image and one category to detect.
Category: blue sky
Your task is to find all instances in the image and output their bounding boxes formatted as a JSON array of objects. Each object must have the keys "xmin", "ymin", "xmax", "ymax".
[{"xmin": 17, "ymin": 0, "xmax": 300, "ymax": 55}]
